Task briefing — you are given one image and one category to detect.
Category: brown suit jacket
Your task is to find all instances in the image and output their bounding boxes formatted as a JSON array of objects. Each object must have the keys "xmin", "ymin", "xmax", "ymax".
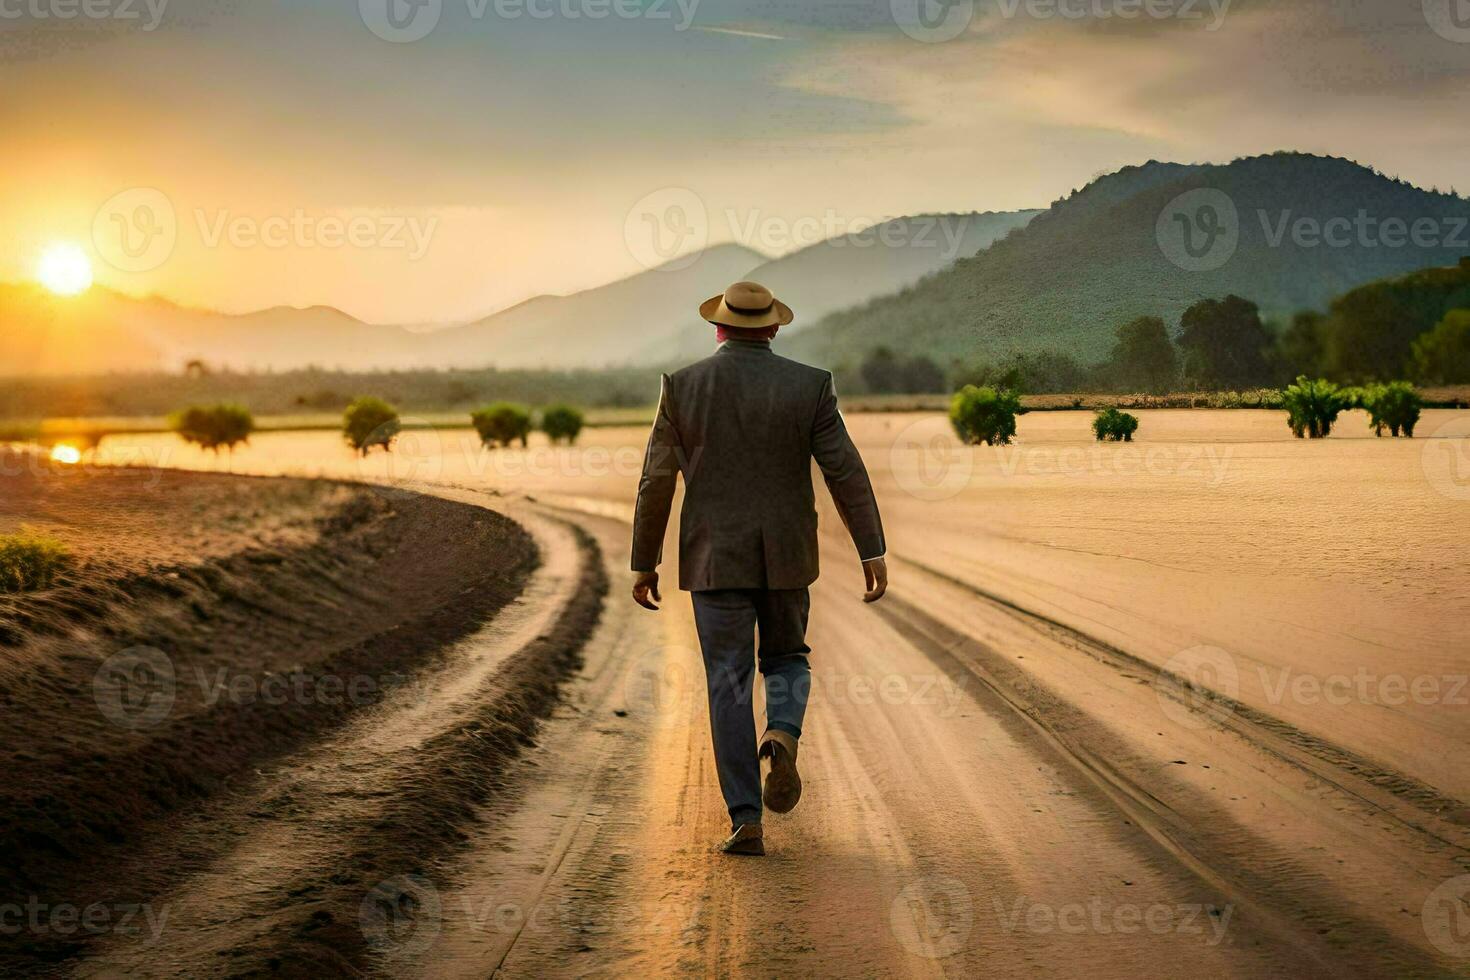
[{"xmin": 630, "ymin": 339, "xmax": 885, "ymax": 591}]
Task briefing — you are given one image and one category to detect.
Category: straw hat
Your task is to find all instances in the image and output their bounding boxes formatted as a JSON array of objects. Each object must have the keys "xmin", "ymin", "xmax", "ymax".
[{"xmin": 698, "ymin": 281, "xmax": 794, "ymax": 328}]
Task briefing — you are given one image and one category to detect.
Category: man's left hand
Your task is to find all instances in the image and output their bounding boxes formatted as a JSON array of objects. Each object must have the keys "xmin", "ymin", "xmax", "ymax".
[{"xmin": 633, "ymin": 570, "xmax": 661, "ymax": 610}]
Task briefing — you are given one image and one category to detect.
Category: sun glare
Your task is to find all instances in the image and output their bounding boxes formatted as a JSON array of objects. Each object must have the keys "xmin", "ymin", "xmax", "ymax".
[
  {"xmin": 50, "ymin": 444, "xmax": 82, "ymax": 465},
  {"xmin": 37, "ymin": 243, "xmax": 94, "ymax": 296}
]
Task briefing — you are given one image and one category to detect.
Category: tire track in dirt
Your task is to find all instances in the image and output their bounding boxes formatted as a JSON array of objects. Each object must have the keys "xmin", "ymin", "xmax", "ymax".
[
  {"xmin": 408, "ymin": 505, "xmax": 1338, "ymax": 979},
  {"xmin": 896, "ymin": 554, "xmax": 1470, "ymax": 835},
  {"xmin": 876, "ymin": 588, "xmax": 1458, "ymax": 978}
]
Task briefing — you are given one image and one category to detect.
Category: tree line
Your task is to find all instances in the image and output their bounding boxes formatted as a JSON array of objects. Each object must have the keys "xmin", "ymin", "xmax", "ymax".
[{"xmin": 854, "ymin": 257, "xmax": 1470, "ymax": 395}]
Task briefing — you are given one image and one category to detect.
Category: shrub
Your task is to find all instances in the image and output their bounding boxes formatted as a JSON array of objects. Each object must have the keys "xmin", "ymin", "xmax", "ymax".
[
  {"xmin": 171, "ymin": 403, "xmax": 254, "ymax": 453},
  {"xmin": 471, "ymin": 402, "xmax": 533, "ymax": 448},
  {"xmin": 1281, "ymin": 376, "xmax": 1350, "ymax": 438},
  {"xmin": 343, "ymin": 397, "xmax": 401, "ymax": 455},
  {"xmin": 1092, "ymin": 407, "xmax": 1139, "ymax": 442},
  {"xmin": 541, "ymin": 404, "xmax": 585, "ymax": 445},
  {"xmin": 1360, "ymin": 381, "xmax": 1422, "ymax": 437},
  {"xmin": 949, "ymin": 385, "xmax": 1021, "ymax": 446},
  {"xmin": 0, "ymin": 531, "xmax": 69, "ymax": 593}
]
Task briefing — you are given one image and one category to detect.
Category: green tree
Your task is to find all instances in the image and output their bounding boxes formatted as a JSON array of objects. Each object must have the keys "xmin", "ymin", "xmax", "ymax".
[
  {"xmin": 171, "ymin": 403, "xmax": 254, "ymax": 454},
  {"xmin": 860, "ymin": 347, "xmax": 903, "ymax": 393},
  {"xmin": 343, "ymin": 397, "xmax": 400, "ymax": 455},
  {"xmin": 541, "ymin": 404, "xmax": 585, "ymax": 445},
  {"xmin": 1281, "ymin": 376, "xmax": 1350, "ymax": 439},
  {"xmin": 1177, "ymin": 296, "xmax": 1273, "ymax": 390},
  {"xmin": 950, "ymin": 351, "xmax": 1084, "ymax": 395},
  {"xmin": 472, "ymin": 402, "xmax": 533, "ymax": 448},
  {"xmin": 862, "ymin": 348, "xmax": 950, "ymax": 394},
  {"xmin": 1411, "ymin": 309, "xmax": 1470, "ymax": 383},
  {"xmin": 1270, "ymin": 311, "xmax": 1328, "ymax": 383},
  {"xmin": 1360, "ymin": 381, "xmax": 1422, "ymax": 437},
  {"xmin": 902, "ymin": 355, "xmax": 948, "ymax": 394},
  {"xmin": 949, "ymin": 385, "xmax": 1021, "ymax": 445},
  {"xmin": 1323, "ymin": 282, "xmax": 1428, "ymax": 381},
  {"xmin": 1108, "ymin": 316, "xmax": 1178, "ymax": 393}
]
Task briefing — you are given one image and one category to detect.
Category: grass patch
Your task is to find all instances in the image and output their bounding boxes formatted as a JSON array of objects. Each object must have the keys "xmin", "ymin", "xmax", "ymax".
[{"xmin": 0, "ymin": 531, "xmax": 70, "ymax": 593}]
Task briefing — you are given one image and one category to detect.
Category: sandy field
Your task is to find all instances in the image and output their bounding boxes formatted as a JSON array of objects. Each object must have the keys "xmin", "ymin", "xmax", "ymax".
[{"xmin": 15, "ymin": 406, "xmax": 1469, "ymax": 977}]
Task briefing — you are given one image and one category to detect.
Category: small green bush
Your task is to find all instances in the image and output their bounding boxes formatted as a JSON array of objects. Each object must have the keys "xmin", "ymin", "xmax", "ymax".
[
  {"xmin": 471, "ymin": 403, "xmax": 533, "ymax": 448},
  {"xmin": 1360, "ymin": 381, "xmax": 1422, "ymax": 438},
  {"xmin": 1092, "ymin": 407, "xmax": 1139, "ymax": 442},
  {"xmin": 171, "ymin": 404, "xmax": 254, "ymax": 453},
  {"xmin": 343, "ymin": 397, "xmax": 401, "ymax": 455},
  {"xmin": 0, "ymin": 532, "xmax": 69, "ymax": 593},
  {"xmin": 541, "ymin": 404, "xmax": 585, "ymax": 445},
  {"xmin": 949, "ymin": 385, "xmax": 1021, "ymax": 446},
  {"xmin": 1282, "ymin": 376, "xmax": 1350, "ymax": 439}
]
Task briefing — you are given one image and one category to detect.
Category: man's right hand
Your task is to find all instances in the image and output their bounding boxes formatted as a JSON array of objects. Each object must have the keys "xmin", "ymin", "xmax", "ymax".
[
  {"xmin": 862, "ymin": 557, "xmax": 888, "ymax": 603},
  {"xmin": 632, "ymin": 570, "xmax": 662, "ymax": 611}
]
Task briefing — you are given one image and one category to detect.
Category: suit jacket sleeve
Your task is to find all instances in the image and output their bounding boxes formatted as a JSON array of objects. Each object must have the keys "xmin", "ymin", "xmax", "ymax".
[
  {"xmin": 630, "ymin": 373, "xmax": 680, "ymax": 573},
  {"xmin": 811, "ymin": 374, "xmax": 886, "ymax": 561}
]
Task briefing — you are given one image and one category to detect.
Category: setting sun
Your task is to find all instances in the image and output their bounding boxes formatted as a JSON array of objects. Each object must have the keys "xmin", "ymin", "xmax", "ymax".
[{"xmin": 37, "ymin": 243, "xmax": 93, "ymax": 296}]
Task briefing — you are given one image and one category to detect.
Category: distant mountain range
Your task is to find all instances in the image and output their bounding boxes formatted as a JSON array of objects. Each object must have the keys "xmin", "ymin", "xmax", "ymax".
[
  {"xmin": 0, "ymin": 211, "xmax": 1035, "ymax": 377},
  {"xmin": 414, "ymin": 242, "xmax": 764, "ymax": 370},
  {"xmin": 785, "ymin": 153, "xmax": 1470, "ymax": 369},
  {"xmin": 0, "ymin": 285, "xmax": 417, "ymax": 376},
  {"xmin": 6, "ymin": 153, "xmax": 1467, "ymax": 379}
]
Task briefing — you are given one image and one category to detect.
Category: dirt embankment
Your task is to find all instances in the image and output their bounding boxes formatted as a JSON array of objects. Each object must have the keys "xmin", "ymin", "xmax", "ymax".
[{"xmin": 0, "ymin": 454, "xmax": 539, "ymax": 961}]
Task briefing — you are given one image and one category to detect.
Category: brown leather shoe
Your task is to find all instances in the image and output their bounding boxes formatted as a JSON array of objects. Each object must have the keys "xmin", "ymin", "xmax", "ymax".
[
  {"xmin": 720, "ymin": 822, "xmax": 765, "ymax": 856},
  {"xmin": 760, "ymin": 730, "xmax": 802, "ymax": 814}
]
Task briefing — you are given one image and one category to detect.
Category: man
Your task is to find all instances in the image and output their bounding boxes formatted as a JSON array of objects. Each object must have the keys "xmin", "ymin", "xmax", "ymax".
[{"xmin": 630, "ymin": 280, "xmax": 887, "ymax": 857}]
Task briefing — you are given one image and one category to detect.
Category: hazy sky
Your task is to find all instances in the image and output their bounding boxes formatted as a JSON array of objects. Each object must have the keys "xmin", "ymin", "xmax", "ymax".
[{"xmin": 3, "ymin": 0, "xmax": 1467, "ymax": 322}]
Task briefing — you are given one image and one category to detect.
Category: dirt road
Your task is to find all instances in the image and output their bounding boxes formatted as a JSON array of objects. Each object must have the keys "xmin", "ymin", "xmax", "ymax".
[{"xmin": 67, "ymin": 411, "xmax": 1470, "ymax": 977}]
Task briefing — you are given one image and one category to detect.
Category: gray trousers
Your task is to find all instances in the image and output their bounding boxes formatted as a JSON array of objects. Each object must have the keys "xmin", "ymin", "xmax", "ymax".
[{"xmin": 690, "ymin": 588, "xmax": 812, "ymax": 830}]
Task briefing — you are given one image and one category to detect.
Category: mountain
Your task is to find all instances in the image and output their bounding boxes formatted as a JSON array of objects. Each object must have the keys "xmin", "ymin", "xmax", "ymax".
[
  {"xmin": 0, "ymin": 284, "xmax": 416, "ymax": 376},
  {"xmin": 0, "ymin": 245, "xmax": 765, "ymax": 377},
  {"xmin": 417, "ymin": 243, "xmax": 766, "ymax": 369},
  {"xmin": 784, "ymin": 153, "xmax": 1470, "ymax": 369},
  {"xmin": 3, "ymin": 207, "xmax": 1043, "ymax": 376},
  {"xmin": 660, "ymin": 211, "xmax": 1040, "ymax": 363}
]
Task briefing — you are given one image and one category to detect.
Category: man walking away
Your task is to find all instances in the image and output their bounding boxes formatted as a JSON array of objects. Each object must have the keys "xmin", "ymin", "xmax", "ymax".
[{"xmin": 630, "ymin": 281, "xmax": 887, "ymax": 856}]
